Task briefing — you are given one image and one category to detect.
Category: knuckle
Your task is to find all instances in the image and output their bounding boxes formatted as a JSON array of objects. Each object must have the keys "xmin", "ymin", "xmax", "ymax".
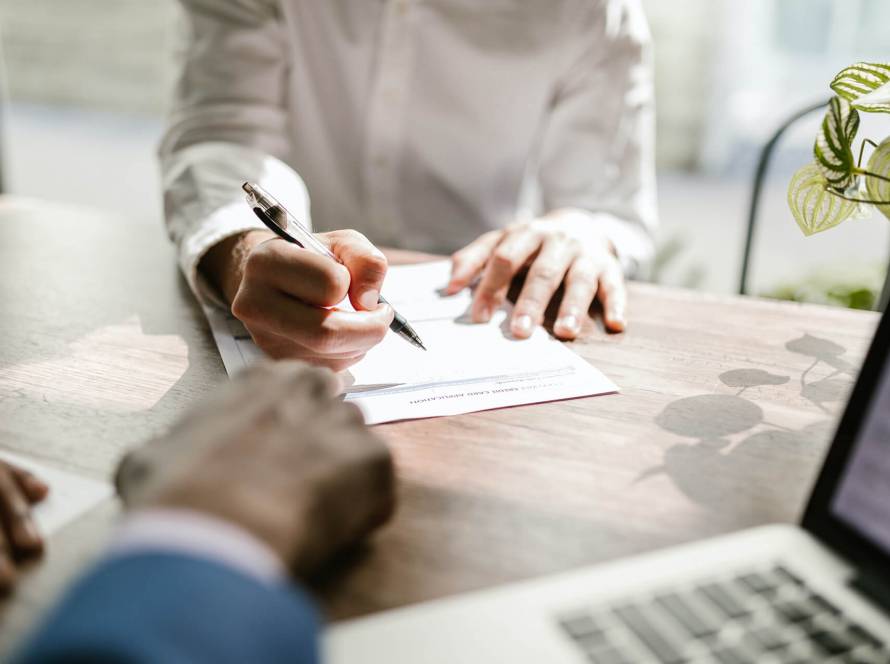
[
  {"xmin": 490, "ymin": 249, "xmax": 514, "ymax": 272},
  {"xmin": 241, "ymin": 254, "xmax": 262, "ymax": 282},
  {"xmin": 337, "ymin": 400, "xmax": 366, "ymax": 425},
  {"xmin": 341, "ymin": 229, "xmax": 367, "ymax": 244},
  {"xmin": 528, "ymin": 219, "xmax": 548, "ymax": 234},
  {"xmin": 365, "ymin": 251, "xmax": 388, "ymax": 275},
  {"xmin": 230, "ymin": 290, "xmax": 257, "ymax": 323},
  {"xmin": 243, "ymin": 244, "xmax": 275, "ymax": 279},
  {"xmin": 574, "ymin": 260, "xmax": 600, "ymax": 283},
  {"xmin": 295, "ymin": 364, "xmax": 336, "ymax": 392},
  {"xmin": 549, "ymin": 230, "xmax": 569, "ymax": 243},
  {"xmin": 305, "ymin": 323, "xmax": 339, "ymax": 355},
  {"xmin": 357, "ymin": 253, "xmax": 388, "ymax": 286},
  {"xmin": 318, "ymin": 265, "xmax": 350, "ymax": 305},
  {"xmin": 530, "ymin": 264, "xmax": 560, "ymax": 284}
]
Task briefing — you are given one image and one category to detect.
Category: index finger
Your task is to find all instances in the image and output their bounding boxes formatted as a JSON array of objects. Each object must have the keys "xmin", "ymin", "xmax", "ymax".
[
  {"xmin": 472, "ymin": 230, "xmax": 542, "ymax": 322},
  {"xmin": 447, "ymin": 230, "xmax": 502, "ymax": 295}
]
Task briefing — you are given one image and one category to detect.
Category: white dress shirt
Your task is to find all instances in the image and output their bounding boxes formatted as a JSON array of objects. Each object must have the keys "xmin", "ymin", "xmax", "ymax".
[
  {"xmin": 110, "ymin": 509, "xmax": 286, "ymax": 584},
  {"xmin": 160, "ymin": 0, "xmax": 657, "ymax": 303}
]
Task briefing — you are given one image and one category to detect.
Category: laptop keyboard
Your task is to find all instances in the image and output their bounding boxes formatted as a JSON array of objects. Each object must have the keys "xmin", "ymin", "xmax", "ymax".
[{"xmin": 558, "ymin": 565, "xmax": 889, "ymax": 664}]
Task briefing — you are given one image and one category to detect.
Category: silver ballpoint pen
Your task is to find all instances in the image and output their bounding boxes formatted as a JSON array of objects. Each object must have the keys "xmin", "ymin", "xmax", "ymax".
[{"xmin": 242, "ymin": 182, "xmax": 426, "ymax": 351}]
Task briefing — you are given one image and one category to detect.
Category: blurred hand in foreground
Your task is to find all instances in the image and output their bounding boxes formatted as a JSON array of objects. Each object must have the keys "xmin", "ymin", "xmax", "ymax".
[
  {"xmin": 115, "ymin": 361, "xmax": 395, "ymax": 578},
  {"xmin": 0, "ymin": 460, "xmax": 48, "ymax": 592}
]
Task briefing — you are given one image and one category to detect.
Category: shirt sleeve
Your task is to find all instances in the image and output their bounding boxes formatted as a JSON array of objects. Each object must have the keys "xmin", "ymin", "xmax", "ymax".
[
  {"xmin": 160, "ymin": 0, "xmax": 311, "ymax": 306},
  {"xmin": 536, "ymin": 0, "xmax": 657, "ymax": 276},
  {"xmin": 107, "ymin": 508, "xmax": 287, "ymax": 584}
]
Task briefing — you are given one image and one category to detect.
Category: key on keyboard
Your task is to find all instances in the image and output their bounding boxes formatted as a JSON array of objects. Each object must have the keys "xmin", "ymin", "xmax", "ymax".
[{"xmin": 556, "ymin": 564, "xmax": 889, "ymax": 664}]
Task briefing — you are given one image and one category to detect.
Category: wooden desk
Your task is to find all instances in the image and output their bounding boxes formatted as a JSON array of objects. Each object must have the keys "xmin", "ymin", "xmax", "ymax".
[{"xmin": 0, "ymin": 197, "xmax": 880, "ymax": 650}]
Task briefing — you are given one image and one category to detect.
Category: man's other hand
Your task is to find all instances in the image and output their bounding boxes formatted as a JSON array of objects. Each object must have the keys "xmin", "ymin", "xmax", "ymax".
[
  {"xmin": 0, "ymin": 460, "xmax": 48, "ymax": 592},
  {"xmin": 202, "ymin": 230, "xmax": 394, "ymax": 372},
  {"xmin": 447, "ymin": 210, "xmax": 627, "ymax": 340},
  {"xmin": 115, "ymin": 361, "xmax": 395, "ymax": 578}
]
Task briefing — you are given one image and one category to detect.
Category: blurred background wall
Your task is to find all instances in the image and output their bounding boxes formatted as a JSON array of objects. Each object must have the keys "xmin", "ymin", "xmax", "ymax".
[{"xmin": 1, "ymin": 0, "xmax": 888, "ymax": 304}]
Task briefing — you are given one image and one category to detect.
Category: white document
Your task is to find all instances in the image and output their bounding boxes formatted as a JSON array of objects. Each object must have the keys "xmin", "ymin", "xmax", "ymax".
[
  {"xmin": 205, "ymin": 260, "xmax": 617, "ymax": 424},
  {"xmin": 0, "ymin": 449, "xmax": 112, "ymax": 535}
]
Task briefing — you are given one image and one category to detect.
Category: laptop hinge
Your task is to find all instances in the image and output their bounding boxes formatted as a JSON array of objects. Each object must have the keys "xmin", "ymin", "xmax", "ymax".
[{"xmin": 851, "ymin": 569, "xmax": 890, "ymax": 613}]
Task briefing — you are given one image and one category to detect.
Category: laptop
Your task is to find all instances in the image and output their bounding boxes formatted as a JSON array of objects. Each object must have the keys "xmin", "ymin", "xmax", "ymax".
[{"xmin": 325, "ymin": 307, "xmax": 890, "ymax": 664}]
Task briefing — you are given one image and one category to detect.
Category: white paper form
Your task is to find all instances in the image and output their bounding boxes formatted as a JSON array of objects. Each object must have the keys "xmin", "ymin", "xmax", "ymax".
[
  {"xmin": 205, "ymin": 261, "xmax": 617, "ymax": 424},
  {"xmin": 0, "ymin": 449, "xmax": 112, "ymax": 535}
]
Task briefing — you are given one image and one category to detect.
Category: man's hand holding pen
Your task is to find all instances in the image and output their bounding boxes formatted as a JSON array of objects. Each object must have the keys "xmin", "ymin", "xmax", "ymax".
[{"xmin": 202, "ymin": 229, "xmax": 394, "ymax": 372}]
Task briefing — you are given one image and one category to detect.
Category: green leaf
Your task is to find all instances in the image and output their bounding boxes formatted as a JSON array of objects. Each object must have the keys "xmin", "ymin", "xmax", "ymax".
[
  {"xmin": 814, "ymin": 96, "xmax": 860, "ymax": 189},
  {"xmin": 787, "ymin": 163, "xmax": 857, "ymax": 236},
  {"xmin": 830, "ymin": 62, "xmax": 890, "ymax": 113},
  {"xmin": 866, "ymin": 138, "xmax": 890, "ymax": 222}
]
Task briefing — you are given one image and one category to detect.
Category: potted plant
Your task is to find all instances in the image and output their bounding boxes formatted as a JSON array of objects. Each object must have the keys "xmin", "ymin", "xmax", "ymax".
[{"xmin": 788, "ymin": 62, "xmax": 890, "ymax": 235}]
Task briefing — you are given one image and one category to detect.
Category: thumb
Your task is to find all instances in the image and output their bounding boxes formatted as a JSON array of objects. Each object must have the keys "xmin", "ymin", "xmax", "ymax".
[{"xmin": 319, "ymin": 230, "xmax": 389, "ymax": 311}]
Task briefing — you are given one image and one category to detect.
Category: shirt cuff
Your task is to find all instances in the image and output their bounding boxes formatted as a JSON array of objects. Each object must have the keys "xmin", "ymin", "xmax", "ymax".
[
  {"xmin": 162, "ymin": 141, "xmax": 312, "ymax": 307},
  {"xmin": 107, "ymin": 508, "xmax": 287, "ymax": 585},
  {"xmin": 548, "ymin": 207, "xmax": 655, "ymax": 277}
]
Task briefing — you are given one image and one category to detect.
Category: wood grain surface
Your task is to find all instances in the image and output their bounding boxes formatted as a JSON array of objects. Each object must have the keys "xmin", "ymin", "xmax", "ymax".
[{"xmin": 0, "ymin": 197, "xmax": 880, "ymax": 650}]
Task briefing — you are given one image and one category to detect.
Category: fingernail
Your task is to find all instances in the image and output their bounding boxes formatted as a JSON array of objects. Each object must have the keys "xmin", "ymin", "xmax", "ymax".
[
  {"xmin": 609, "ymin": 310, "xmax": 626, "ymax": 331},
  {"xmin": 358, "ymin": 289, "xmax": 379, "ymax": 310},
  {"xmin": 477, "ymin": 305, "xmax": 492, "ymax": 323},
  {"xmin": 512, "ymin": 314, "xmax": 533, "ymax": 336},
  {"xmin": 557, "ymin": 314, "xmax": 580, "ymax": 335}
]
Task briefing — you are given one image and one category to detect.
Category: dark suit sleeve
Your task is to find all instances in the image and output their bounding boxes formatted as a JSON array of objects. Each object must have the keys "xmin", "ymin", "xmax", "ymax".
[{"xmin": 13, "ymin": 552, "xmax": 320, "ymax": 664}]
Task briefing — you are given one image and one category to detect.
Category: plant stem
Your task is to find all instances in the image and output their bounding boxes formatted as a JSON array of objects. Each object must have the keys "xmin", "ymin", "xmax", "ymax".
[
  {"xmin": 826, "ymin": 188, "xmax": 890, "ymax": 205},
  {"xmin": 854, "ymin": 167, "xmax": 890, "ymax": 185},
  {"xmin": 857, "ymin": 139, "xmax": 879, "ymax": 169}
]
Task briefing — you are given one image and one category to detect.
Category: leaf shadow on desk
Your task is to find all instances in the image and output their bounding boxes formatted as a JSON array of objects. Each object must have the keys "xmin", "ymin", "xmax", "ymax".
[
  {"xmin": 785, "ymin": 333, "xmax": 857, "ymax": 413},
  {"xmin": 636, "ymin": 333, "xmax": 856, "ymax": 514}
]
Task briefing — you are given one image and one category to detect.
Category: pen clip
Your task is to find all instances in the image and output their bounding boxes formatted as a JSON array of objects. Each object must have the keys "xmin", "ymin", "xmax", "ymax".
[{"xmin": 252, "ymin": 207, "xmax": 305, "ymax": 249}]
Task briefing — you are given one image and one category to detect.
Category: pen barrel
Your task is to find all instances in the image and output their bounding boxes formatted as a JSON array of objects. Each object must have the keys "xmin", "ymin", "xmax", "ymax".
[
  {"xmin": 379, "ymin": 296, "xmax": 410, "ymax": 335},
  {"xmin": 389, "ymin": 310, "xmax": 410, "ymax": 335}
]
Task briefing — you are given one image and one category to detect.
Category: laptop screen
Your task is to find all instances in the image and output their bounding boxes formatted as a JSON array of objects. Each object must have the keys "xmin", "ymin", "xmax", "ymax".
[{"xmin": 831, "ymin": 344, "xmax": 890, "ymax": 554}]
